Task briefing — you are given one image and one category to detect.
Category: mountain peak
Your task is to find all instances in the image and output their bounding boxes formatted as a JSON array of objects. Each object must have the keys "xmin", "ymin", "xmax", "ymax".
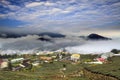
[{"xmin": 87, "ymin": 33, "xmax": 112, "ymax": 40}]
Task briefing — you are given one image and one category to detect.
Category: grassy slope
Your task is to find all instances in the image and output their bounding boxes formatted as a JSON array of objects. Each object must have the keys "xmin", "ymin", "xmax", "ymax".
[{"xmin": 0, "ymin": 61, "xmax": 88, "ymax": 80}]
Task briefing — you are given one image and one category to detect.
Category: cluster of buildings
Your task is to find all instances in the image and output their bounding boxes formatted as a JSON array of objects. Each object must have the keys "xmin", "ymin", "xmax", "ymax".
[
  {"xmin": 85, "ymin": 52, "xmax": 120, "ymax": 64},
  {"xmin": 0, "ymin": 49, "xmax": 82, "ymax": 71},
  {"xmin": 0, "ymin": 48, "xmax": 120, "ymax": 71}
]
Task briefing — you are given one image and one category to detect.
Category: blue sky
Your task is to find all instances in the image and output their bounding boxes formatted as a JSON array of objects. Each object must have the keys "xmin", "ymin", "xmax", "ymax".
[{"xmin": 0, "ymin": 0, "xmax": 120, "ymax": 37}]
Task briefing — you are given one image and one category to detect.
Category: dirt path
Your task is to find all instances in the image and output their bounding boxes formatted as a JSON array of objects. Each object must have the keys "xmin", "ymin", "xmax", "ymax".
[{"xmin": 83, "ymin": 68, "xmax": 119, "ymax": 80}]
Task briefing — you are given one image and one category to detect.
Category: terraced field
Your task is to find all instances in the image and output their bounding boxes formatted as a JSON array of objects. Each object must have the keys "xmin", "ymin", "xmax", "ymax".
[{"xmin": 84, "ymin": 56, "xmax": 120, "ymax": 80}]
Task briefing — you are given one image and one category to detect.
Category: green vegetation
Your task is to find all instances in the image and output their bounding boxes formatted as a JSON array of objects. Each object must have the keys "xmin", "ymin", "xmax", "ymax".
[
  {"xmin": 84, "ymin": 56, "xmax": 120, "ymax": 80},
  {"xmin": 0, "ymin": 54, "xmax": 120, "ymax": 80},
  {"xmin": 0, "ymin": 61, "xmax": 88, "ymax": 80}
]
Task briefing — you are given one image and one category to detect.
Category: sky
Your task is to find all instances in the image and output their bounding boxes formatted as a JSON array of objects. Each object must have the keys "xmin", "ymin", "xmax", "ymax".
[{"xmin": 0, "ymin": 0, "xmax": 120, "ymax": 37}]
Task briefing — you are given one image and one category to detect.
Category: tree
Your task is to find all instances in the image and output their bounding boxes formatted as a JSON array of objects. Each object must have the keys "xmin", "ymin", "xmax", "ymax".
[
  {"xmin": 8, "ymin": 60, "xmax": 12, "ymax": 70},
  {"xmin": 111, "ymin": 49, "xmax": 118, "ymax": 54}
]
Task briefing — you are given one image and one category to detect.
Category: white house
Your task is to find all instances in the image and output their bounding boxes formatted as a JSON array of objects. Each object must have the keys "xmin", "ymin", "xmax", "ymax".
[
  {"xmin": 0, "ymin": 59, "xmax": 9, "ymax": 69},
  {"xmin": 11, "ymin": 58, "xmax": 24, "ymax": 63},
  {"xmin": 71, "ymin": 54, "xmax": 80, "ymax": 62}
]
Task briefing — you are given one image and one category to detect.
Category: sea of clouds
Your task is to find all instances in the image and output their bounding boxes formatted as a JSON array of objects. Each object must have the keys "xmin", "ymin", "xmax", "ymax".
[
  {"xmin": 0, "ymin": 35, "xmax": 120, "ymax": 54},
  {"xmin": 66, "ymin": 38, "xmax": 120, "ymax": 54}
]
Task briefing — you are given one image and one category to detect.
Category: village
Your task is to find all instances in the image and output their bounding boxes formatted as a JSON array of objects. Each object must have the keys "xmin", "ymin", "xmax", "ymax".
[{"xmin": 0, "ymin": 49, "xmax": 120, "ymax": 80}]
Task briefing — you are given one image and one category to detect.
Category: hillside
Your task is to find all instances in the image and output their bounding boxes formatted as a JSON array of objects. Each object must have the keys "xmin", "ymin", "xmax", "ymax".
[{"xmin": 0, "ymin": 54, "xmax": 120, "ymax": 80}]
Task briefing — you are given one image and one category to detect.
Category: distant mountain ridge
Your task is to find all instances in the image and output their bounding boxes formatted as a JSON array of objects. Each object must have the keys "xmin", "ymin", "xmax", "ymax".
[
  {"xmin": 0, "ymin": 33, "xmax": 26, "ymax": 38},
  {"xmin": 0, "ymin": 32, "xmax": 112, "ymax": 41},
  {"xmin": 38, "ymin": 32, "xmax": 65, "ymax": 38},
  {"xmin": 0, "ymin": 32, "xmax": 65, "ymax": 38}
]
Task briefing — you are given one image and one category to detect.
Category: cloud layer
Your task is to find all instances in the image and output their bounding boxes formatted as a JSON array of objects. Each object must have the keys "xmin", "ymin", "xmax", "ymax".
[
  {"xmin": 0, "ymin": 35, "xmax": 84, "ymax": 50},
  {"xmin": 0, "ymin": 35, "xmax": 120, "ymax": 54},
  {"xmin": 66, "ymin": 38, "xmax": 120, "ymax": 54}
]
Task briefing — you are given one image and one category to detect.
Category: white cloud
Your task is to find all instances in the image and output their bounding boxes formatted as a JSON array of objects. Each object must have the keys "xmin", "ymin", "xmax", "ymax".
[
  {"xmin": 65, "ymin": 6, "xmax": 75, "ymax": 11},
  {"xmin": 26, "ymin": 2, "xmax": 43, "ymax": 8},
  {"xmin": 0, "ymin": 0, "xmax": 21, "ymax": 10},
  {"xmin": 0, "ymin": 14, "xmax": 6, "ymax": 18},
  {"xmin": 0, "ymin": 0, "xmax": 10, "ymax": 5},
  {"xmin": 25, "ymin": 1, "xmax": 55, "ymax": 8},
  {"xmin": 44, "ymin": 1, "xmax": 55, "ymax": 6},
  {"xmin": 84, "ymin": 10, "xmax": 99, "ymax": 15},
  {"xmin": 49, "ymin": 8, "xmax": 62, "ymax": 14},
  {"xmin": 112, "ymin": 2, "xmax": 120, "ymax": 6},
  {"xmin": 7, "ymin": 5, "xmax": 21, "ymax": 11},
  {"xmin": 61, "ymin": 6, "xmax": 75, "ymax": 13}
]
